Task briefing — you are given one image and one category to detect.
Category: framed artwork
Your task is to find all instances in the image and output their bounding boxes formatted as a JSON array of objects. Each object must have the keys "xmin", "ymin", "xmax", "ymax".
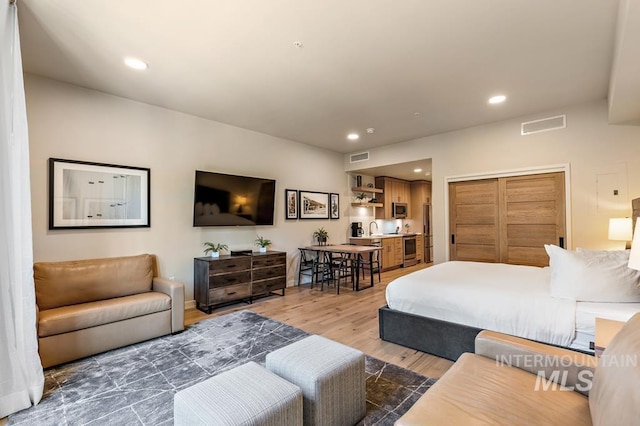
[
  {"xmin": 330, "ymin": 193, "xmax": 340, "ymax": 219},
  {"xmin": 285, "ymin": 189, "xmax": 298, "ymax": 219},
  {"xmin": 299, "ymin": 190, "xmax": 329, "ymax": 219},
  {"xmin": 49, "ymin": 158, "xmax": 150, "ymax": 229}
]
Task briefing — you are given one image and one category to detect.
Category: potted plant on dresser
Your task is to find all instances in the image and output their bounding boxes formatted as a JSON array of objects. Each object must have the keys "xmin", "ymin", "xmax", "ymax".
[
  {"xmin": 313, "ymin": 227, "xmax": 329, "ymax": 245},
  {"xmin": 203, "ymin": 242, "xmax": 228, "ymax": 258},
  {"xmin": 255, "ymin": 235, "xmax": 272, "ymax": 253}
]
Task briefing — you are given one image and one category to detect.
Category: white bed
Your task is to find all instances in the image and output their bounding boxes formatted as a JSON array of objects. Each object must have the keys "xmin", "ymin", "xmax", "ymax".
[{"xmin": 386, "ymin": 260, "xmax": 640, "ymax": 353}]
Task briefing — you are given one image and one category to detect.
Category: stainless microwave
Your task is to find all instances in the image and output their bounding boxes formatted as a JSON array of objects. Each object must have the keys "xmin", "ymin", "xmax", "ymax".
[{"xmin": 392, "ymin": 202, "xmax": 408, "ymax": 218}]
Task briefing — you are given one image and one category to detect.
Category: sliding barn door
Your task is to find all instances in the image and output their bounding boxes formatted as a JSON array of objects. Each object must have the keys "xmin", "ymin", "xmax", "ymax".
[
  {"xmin": 449, "ymin": 172, "xmax": 566, "ymax": 266},
  {"xmin": 499, "ymin": 172, "xmax": 565, "ymax": 266},
  {"xmin": 449, "ymin": 179, "xmax": 500, "ymax": 262}
]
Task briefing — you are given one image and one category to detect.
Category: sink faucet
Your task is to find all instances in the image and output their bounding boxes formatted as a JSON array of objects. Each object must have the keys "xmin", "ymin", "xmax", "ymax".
[{"xmin": 369, "ymin": 221, "xmax": 379, "ymax": 236}]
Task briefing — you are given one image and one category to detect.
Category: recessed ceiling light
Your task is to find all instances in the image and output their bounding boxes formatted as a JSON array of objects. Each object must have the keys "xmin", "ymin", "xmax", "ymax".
[
  {"xmin": 124, "ymin": 57, "xmax": 148, "ymax": 70},
  {"xmin": 347, "ymin": 133, "xmax": 359, "ymax": 141},
  {"xmin": 425, "ymin": 172, "xmax": 431, "ymax": 176},
  {"xmin": 366, "ymin": 128, "xmax": 375, "ymax": 134},
  {"xmin": 414, "ymin": 168, "xmax": 422, "ymax": 173},
  {"xmin": 488, "ymin": 95, "xmax": 506, "ymax": 104}
]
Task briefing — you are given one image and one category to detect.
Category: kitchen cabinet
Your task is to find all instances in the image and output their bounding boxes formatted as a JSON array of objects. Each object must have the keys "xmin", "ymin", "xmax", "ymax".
[
  {"xmin": 381, "ymin": 236, "xmax": 403, "ymax": 270},
  {"xmin": 375, "ymin": 177, "xmax": 411, "ymax": 219}
]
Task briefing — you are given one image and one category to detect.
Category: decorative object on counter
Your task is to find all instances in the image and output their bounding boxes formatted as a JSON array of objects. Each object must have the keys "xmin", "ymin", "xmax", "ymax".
[
  {"xmin": 330, "ymin": 193, "xmax": 340, "ymax": 219},
  {"xmin": 299, "ymin": 190, "xmax": 330, "ymax": 219},
  {"xmin": 355, "ymin": 192, "xmax": 368, "ymax": 203},
  {"xmin": 203, "ymin": 242, "xmax": 229, "ymax": 258},
  {"xmin": 404, "ymin": 223, "xmax": 411, "ymax": 232},
  {"xmin": 255, "ymin": 235, "xmax": 272, "ymax": 253},
  {"xmin": 285, "ymin": 189, "xmax": 298, "ymax": 220},
  {"xmin": 366, "ymin": 183, "xmax": 374, "ymax": 188},
  {"xmin": 49, "ymin": 158, "xmax": 150, "ymax": 229},
  {"xmin": 313, "ymin": 227, "xmax": 329, "ymax": 245}
]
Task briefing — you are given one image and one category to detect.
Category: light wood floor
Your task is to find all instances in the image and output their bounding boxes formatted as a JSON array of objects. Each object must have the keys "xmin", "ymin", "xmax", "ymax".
[{"xmin": 185, "ymin": 263, "xmax": 454, "ymax": 379}]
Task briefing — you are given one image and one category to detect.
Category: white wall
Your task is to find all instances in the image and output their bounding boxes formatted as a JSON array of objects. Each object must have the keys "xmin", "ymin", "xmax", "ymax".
[
  {"xmin": 345, "ymin": 99, "xmax": 640, "ymax": 263},
  {"xmin": 26, "ymin": 75, "xmax": 349, "ymax": 303}
]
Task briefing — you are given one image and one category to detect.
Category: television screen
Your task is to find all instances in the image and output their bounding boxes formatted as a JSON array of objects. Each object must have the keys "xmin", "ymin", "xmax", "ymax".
[{"xmin": 193, "ymin": 170, "xmax": 276, "ymax": 226}]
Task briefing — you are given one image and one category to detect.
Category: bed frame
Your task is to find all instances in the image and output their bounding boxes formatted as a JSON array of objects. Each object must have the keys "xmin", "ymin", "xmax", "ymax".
[{"xmin": 379, "ymin": 305, "xmax": 483, "ymax": 361}]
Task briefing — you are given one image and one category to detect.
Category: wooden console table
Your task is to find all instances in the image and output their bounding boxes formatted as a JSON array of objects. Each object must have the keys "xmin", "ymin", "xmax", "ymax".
[{"xmin": 194, "ymin": 251, "xmax": 286, "ymax": 313}]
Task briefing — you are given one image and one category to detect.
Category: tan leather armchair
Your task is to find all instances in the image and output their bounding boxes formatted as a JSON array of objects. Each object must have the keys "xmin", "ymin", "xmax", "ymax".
[
  {"xmin": 34, "ymin": 254, "xmax": 185, "ymax": 368},
  {"xmin": 396, "ymin": 313, "xmax": 640, "ymax": 425}
]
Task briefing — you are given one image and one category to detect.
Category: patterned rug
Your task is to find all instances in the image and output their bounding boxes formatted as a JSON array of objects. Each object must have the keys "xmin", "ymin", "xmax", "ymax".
[{"xmin": 9, "ymin": 310, "xmax": 435, "ymax": 425}]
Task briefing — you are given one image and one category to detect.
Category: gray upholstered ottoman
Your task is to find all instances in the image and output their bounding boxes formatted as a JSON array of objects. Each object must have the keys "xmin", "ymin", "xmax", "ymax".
[
  {"xmin": 174, "ymin": 361, "xmax": 303, "ymax": 426},
  {"xmin": 266, "ymin": 335, "xmax": 366, "ymax": 426}
]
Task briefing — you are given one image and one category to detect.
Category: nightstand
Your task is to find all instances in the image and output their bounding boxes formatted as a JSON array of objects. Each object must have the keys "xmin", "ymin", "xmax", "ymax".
[{"xmin": 594, "ymin": 317, "xmax": 626, "ymax": 358}]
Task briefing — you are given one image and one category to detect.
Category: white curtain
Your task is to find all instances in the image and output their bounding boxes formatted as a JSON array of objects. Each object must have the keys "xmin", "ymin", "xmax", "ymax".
[{"xmin": 0, "ymin": 0, "xmax": 44, "ymax": 418}]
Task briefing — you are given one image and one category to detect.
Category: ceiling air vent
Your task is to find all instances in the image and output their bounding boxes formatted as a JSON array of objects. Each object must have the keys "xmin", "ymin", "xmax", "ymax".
[
  {"xmin": 521, "ymin": 115, "xmax": 566, "ymax": 135},
  {"xmin": 350, "ymin": 152, "xmax": 370, "ymax": 163}
]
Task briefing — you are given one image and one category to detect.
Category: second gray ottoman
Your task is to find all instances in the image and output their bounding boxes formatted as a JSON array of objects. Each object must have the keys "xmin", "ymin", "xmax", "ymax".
[
  {"xmin": 174, "ymin": 361, "xmax": 303, "ymax": 426},
  {"xmin": 266, "ymin": 335, "xmax": 366, "ymax": 426}
]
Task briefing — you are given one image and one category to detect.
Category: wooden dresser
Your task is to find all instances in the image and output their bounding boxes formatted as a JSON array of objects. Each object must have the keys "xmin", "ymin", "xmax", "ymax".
[{"xmin": 194, "ymin": 251, "xmax": 286, "ymax": 314}]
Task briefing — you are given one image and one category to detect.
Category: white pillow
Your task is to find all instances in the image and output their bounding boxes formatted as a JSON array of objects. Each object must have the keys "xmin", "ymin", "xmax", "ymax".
[{"xmin": 544, "ymin": 244, "xmax": 640, "ymax": 302}]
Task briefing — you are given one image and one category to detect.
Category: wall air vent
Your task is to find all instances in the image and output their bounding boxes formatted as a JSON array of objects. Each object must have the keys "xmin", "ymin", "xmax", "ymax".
[
  {"xmin": 521, "ymin": 115, "xmax": 566, "ymax": 135},
  {"xmin": 350, "ymin": 152, "xmax": 370, "ymax": 163}
]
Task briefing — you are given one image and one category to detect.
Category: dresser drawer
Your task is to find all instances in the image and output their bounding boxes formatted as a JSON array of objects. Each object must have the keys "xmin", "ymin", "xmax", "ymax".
[
  {"xmin": 209, "ymin": 257, "xmax": 251, "ymax": 274},
  {"xmin": 209, "ymin": 271, "xmax": 251, "ymax": 288},
  {"xmin": 209, "ymin": 283, "xmax": 251, "ymax": 303},
  {"xmin": 252, "ymin": 277, "xmax": 286, "ymax": 295},
  {"xmin": 252, "ymin": 253, "xmax": 286, "ymax": 268},
  {"xmin": 252, "ymin": 265, "xmax": 286, "ymax": 281}
]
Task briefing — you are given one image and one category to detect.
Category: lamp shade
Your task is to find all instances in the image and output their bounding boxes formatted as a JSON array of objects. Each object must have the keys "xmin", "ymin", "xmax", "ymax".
[
  {"xmin": 629, "ymin": 219, "xmax": 640, "ymax": 270},
  {"xmin": 608, "ymin": 217, "xmax": 633, "ymax": 241}
]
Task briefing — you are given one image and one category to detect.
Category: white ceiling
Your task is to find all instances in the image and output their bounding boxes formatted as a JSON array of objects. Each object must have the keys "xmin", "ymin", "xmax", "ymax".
[{"xmin": 17, "ymin": 0, "xmax": 639, "ymax": 154}]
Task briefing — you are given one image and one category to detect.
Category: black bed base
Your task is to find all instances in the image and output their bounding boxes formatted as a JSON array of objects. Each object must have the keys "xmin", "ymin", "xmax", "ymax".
[{"xmin": 379, "ymin": 305, "xmax": 483, "ymax": 361}]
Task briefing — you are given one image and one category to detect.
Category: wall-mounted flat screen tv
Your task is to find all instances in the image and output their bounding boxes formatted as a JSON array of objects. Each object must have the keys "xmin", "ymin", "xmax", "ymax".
[{"xmin": 193, "ymin": 170, "xmax": 276, "ymax": 226}]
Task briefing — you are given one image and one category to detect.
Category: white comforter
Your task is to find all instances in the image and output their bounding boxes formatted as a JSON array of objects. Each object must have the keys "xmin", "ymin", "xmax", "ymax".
[{"xmin": 386, "ymin": 261, "xmax": 576, "ymax": 346}]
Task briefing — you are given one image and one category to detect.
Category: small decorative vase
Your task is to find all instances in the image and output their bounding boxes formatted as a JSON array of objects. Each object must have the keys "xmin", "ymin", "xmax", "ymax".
[
  {"xmin": 259, "ymin": 247, "xmax": 267, "ymax": 253},
  {"xmin": 211, "ymin": 251, "xmax": 220, "ymax": 258}
]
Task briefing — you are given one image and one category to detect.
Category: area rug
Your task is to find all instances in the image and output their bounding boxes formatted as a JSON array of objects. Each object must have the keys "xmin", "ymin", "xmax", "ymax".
[{"xmin": 9, "ymin": 310, "xmax": 435, "ymax": 425}]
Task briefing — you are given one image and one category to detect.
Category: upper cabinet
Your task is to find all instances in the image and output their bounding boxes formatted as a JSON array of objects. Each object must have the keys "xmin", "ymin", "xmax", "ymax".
[
  {"xmin": 410, "ymin": 181, "xmax": 431, "ymax": 222},
  {"xmin": 375, "ymin": 177, "xmax": 411, "ymax": 219}
]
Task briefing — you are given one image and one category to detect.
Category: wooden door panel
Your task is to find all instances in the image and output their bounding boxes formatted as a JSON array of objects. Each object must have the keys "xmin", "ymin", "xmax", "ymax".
[
  {"xmin": 456, "ymin": 224, "xmax": 498, "ymax": 245},
  {"xmin": 499, "ymin": 172, "xmax": 565, "ymax": 265},
  {"xmin": 506, "ymin": 224, "xmax": 558, "ymax": 247},
  {"xmin": 455, "ymin": 245, "xmax": 499, "ymax": 262},
  {"xmin": 449, "ymin": 179, "xmax": 499, "ymax": 262},
  {"xmin": 455, "ymin": 204, "xmax": 499, "ymax": 224},
  {"xmin": 504, "ymin": 247, "xmax": 549, "ymax": 267},
  {"xmin": 504, "ymin": 177, "xmax": 560, "ymax": 202},
  {"xmin": 452, "ymin": 180, "xmax": 498, "ymax": 204},
  {"xmin": 506, "ymin": 201, "xmax": 557, "ymax": 223}
]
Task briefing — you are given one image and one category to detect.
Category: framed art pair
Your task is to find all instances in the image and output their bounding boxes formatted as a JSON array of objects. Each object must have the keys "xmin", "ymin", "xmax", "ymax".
[{"xmin": 285, "ymin": 189, "xmax": 339, "ymax": 220}]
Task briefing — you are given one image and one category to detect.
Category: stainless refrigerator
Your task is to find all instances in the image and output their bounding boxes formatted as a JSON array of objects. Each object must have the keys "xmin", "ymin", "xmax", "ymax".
[{"xmin": 423, "ymin": 204, "xmax": 433, "ymax": 263}]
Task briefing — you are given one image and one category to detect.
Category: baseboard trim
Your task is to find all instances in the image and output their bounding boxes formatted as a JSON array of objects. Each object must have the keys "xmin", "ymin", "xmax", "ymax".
[{"xmin": 184, "ymin": 300, "xmax": 196, "ymax": 310}]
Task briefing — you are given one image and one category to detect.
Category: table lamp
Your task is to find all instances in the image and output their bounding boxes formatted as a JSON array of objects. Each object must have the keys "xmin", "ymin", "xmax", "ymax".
[{"xmin": 608, "ymin": 217, "xmax": 633, "ymax": 249}]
